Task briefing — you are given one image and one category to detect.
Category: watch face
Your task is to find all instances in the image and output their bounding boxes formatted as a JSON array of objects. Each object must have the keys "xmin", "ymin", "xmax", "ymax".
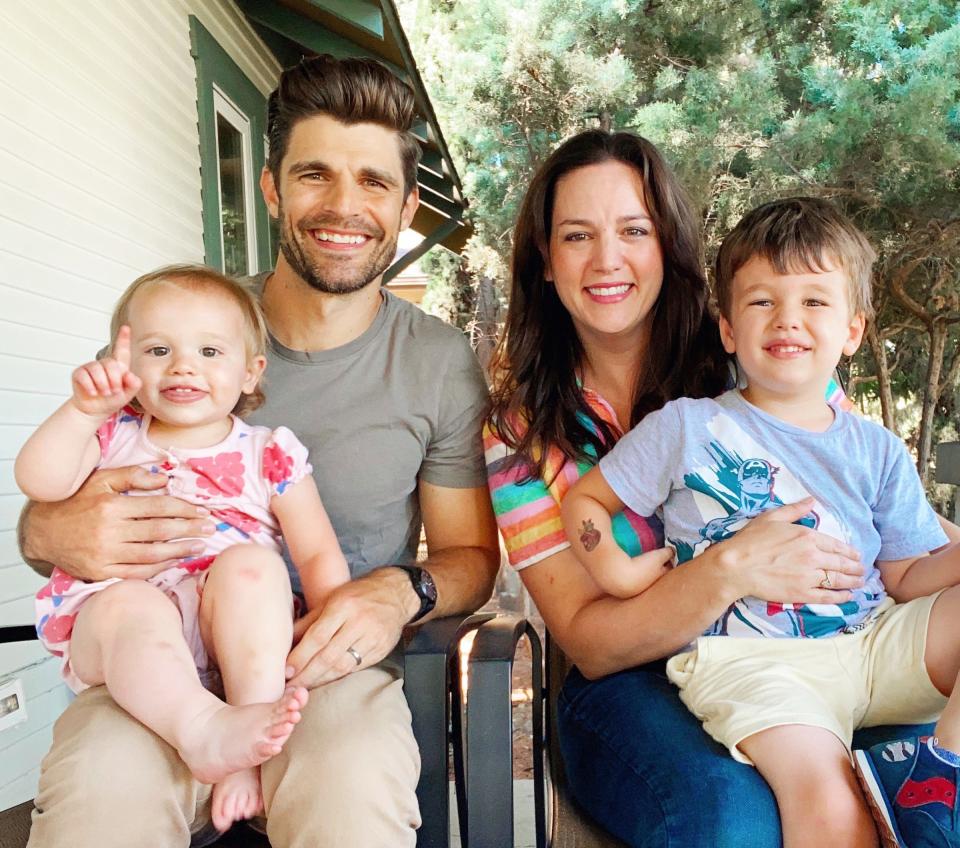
[{"xmin": 419, "ymin": 570, "xmax": 438, "ymax": 602}]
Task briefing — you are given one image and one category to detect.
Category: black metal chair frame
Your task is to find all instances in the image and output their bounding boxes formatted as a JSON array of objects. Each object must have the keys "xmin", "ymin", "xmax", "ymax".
[
  {"xmin": 0, "ymin": 614, "xmax": 492, "ymax": 848},
  {"xmin": 461, "ymin": 615, "xmax": 546, "ymax": 848}
]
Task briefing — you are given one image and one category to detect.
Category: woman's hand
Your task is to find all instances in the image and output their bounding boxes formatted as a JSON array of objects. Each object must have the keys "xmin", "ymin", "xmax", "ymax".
[{"xmin": 715, "ymin": 498, "xmax": 865, "ymax": 604}]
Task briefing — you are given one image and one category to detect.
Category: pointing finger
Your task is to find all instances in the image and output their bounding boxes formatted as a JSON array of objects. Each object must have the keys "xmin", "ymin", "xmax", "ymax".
[{"xmin": 112, "ymin": 325, "xmax": 132, "ymax": 369}]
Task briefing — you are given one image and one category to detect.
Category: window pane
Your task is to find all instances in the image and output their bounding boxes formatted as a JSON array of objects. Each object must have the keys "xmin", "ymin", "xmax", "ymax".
[{"xmin": 217, "ymin": 113, "xmax": 248, "ymax": 276}]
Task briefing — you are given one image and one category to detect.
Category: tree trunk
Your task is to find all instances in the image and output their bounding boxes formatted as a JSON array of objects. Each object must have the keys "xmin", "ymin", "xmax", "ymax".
[
  {"xmin": 598, "ymin": 109, "xmax": 612, "ymax": 133},
  {"xmin": 866, "ymin": 324, "xmax": 897, "ymax": 434},
  {"xmin": 917, "ymin": 321, "xmax": 947, "ymax": 484},
  {"xmin": 471, "ymin": 274, "xmax": 501, "ymax": 373}
]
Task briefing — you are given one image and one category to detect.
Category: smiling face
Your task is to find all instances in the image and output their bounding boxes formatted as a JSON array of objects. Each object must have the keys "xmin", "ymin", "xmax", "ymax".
[
  {"xmin": 546, "ymin": 160, "xmax": 664, "ymax": 348},
  {"xmin": 719, "ymin": 255, "xmax": 865, "ymax": 408},
  {"xmin": 127, "ymin": 283, "xmax": 266, "ymax": 445},
  {"xmin": 261, "ymin": 114, "xmax": 419, "ymax": 295}
]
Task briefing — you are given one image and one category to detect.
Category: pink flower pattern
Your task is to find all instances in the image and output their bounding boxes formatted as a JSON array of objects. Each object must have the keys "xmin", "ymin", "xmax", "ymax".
[
  {"xmin": 188, "ymin": 452, "xmax": 246, "ymax": 497},
  {"xmin": 36, "ymin": 568, "xmax": 77, "ymax": 601},
  {"xmin": 36, "ymin": 418, "xmax": 311, "ymax": 692},
  {"xmin": 182, "ymin": 555, "xmax": 216, "ymax": 574},
  {"xmin": 40, "ymin": 613, "xmax": 77, "ymax": 644},
  {"xmin": 210, "ymin": 507, "xmax": 262, "ymax": 536},
  {"xmin": 263, "ymin": 443, "xmax": 294, "ymax": 492},
  {"xmin": 96, "ymin": 416, "xmax": 119, "ymax": 457}
]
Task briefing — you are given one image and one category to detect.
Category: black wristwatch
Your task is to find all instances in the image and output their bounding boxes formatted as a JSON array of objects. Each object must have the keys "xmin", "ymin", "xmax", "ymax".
[{"xmin": 394, "ymin": 565, "xmax": 437, "ymax": 623}]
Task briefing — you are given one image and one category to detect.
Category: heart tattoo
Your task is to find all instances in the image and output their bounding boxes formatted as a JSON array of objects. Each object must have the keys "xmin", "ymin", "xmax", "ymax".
[{"xmin": 579, "ymin": 519, "xmax": 601, "ymax": 552}]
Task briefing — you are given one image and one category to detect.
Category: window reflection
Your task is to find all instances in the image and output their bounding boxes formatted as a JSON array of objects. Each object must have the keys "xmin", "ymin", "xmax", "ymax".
[{"xmin": 217, "ymin": 112, "xmax": 248, "ymax": 277}]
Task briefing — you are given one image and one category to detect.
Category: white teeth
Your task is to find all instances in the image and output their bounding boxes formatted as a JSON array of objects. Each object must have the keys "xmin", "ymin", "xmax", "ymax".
[
  {"xmin": 587, "ymin": 284, "xmax": 631, "ymax": 296},
  {"xmin": 771, "ymin": 345, "xmax": 805, "ymax": 353},
  {"xmin": 315, "ymin": 231, "xmax": 366, "ymax": 244}
]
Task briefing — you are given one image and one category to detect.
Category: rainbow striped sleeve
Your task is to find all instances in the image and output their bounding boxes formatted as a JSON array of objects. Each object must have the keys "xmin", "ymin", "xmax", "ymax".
[
  {"xmin": 484, "ymin": 423, "xmax": 570, "ymax": 570},
  {"xmin": 826, "ymin": 376, "xmax": 854, "ymax": 412}
]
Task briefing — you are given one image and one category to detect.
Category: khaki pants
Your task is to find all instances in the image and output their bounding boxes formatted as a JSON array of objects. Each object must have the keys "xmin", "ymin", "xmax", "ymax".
[{"xmin": 27, "ymin": 666, "xmax": 421, "ymax": 848}]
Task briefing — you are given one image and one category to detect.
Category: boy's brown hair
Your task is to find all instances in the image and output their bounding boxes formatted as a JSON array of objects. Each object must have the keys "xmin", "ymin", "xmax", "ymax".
[
  {"xmin": 266, "ymin": 54, "xmax": 422, "ymax": 197},
  {"xmin": 110, "ymin": 264, "xmax": 268, "ymax": 416},
  {"xmin": 714, "ymin": 197, "xmax": 876, "ymax": 321}
]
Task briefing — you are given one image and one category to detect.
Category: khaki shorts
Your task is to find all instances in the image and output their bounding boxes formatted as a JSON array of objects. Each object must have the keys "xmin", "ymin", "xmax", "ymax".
[{"xmin": 666, "ymin": 593, "xmax": 948, "ymax": 765}]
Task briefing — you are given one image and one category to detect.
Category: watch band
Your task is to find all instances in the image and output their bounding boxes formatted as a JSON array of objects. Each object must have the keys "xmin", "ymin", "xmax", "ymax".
[{"xmin": 393, "ymin": 565, "xmax": 437, "ymax": 623}]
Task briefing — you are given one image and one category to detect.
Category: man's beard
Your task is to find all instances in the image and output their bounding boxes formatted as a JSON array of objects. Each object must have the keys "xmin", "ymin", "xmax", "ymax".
[{"xmin": 278, "ymin": 204, "xmax": 398, "ymax": 295}]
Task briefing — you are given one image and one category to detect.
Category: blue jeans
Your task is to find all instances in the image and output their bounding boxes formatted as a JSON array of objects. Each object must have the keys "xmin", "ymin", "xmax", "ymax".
[{"xmin": 558, "ymin": 662, "xmax": 932, "ymax": 848}]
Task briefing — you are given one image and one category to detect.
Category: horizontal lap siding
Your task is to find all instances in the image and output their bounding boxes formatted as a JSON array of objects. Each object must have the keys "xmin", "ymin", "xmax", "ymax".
[{"xmin": 0, "ymin": 0, "xmax": 280, "ymax": 808}]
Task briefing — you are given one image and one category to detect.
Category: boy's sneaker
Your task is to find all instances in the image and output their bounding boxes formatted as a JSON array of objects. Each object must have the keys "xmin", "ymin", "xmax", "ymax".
[{"xmin": 854, "ymin": 737, "xmax": 960, "ymax": 848}]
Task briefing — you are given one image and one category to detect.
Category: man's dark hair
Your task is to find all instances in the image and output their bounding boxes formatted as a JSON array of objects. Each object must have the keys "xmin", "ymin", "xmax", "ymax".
[{"xmin": 267, "ymin": 54, "xmax": 422, "ymax": 196}]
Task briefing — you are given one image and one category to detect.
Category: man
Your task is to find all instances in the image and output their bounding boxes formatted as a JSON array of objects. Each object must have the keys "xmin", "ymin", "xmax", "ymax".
[{"xmin": 19, "ymin": 55, "xmax": 500, "ymax": 848}]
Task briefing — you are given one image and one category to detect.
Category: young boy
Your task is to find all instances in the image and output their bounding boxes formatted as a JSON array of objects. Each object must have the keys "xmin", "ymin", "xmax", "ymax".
[{"xmin": 561, "ymin": 197, "xmax": 960, "ymax": 848}]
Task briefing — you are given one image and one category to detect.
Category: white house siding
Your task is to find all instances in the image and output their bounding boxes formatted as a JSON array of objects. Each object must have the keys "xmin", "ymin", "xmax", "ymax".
[{"xmin": 0, "ymin": 0, "xmax": 281, "ymax": 809}]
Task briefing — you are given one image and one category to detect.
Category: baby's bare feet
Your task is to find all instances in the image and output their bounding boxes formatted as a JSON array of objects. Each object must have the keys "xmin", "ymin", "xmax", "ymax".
[
  {"xmin": 178, "ymin": 686, "xmax": 308, "ymax": 785},
  {"xmin": 212, "ymin": 767, "xmax": 263, "ymax": 832}
]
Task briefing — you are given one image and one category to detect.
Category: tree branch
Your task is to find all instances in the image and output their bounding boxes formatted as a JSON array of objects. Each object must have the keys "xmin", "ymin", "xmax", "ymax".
[
  {"xmin": 886, "ymin": 254, "xmax": 934, "ymax": 328},
  {"xmin": 940, "ymin": 338, "xmax": 960, "ymax": 398}
]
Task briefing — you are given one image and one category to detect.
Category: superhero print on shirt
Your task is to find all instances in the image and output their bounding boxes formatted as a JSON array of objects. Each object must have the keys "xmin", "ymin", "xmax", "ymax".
[
  {"xmin": 697, "ymin": 456, "xmax": 818, "ymax": 544},
  {"xmin": 668, "ymin": 411, "xmax": 859, "ymax": 638}
]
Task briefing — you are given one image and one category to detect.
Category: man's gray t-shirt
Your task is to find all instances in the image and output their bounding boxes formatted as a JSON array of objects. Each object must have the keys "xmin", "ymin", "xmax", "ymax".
[
  {"xmin": 245, "ymin": 274, "xmax": 490, "ymax": 582},
  {"xmin": 599, "ymin": 389, "xmax": 946, "ymax": 639}
]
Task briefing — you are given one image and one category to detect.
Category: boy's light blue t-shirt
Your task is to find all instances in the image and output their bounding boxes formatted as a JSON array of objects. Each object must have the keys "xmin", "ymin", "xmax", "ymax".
[{"xmin": 598, "ymin": 389, "xmax": 947, "ymax": 639}]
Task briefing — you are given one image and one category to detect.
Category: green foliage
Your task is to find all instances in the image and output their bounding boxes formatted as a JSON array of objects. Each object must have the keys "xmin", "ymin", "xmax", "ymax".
[{"xmin": 406, "ymin": 0, "xmax": 960, "ymax": 488}]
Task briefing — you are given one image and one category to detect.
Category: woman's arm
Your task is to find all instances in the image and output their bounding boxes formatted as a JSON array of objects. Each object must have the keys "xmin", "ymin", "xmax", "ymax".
[
  {"xmin": 524, "ymin": 498, "xmax": 865, "ymax": 678},
  {"xmin": 561, "ymin": 466, "xmax": 672, "ymax": 598},
  {"xmin": 272, "ymin": 475, "xmax": 351, "ymax": 612},
  {"xmin": 485, "ymin": 423, "xmax": 862, "ymax": 678}
]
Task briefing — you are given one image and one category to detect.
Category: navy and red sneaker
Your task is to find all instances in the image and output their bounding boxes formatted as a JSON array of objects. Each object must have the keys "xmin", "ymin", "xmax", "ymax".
[{"xmin": 854, "ymin": 736, "xmax": 960, "ymax": 848}]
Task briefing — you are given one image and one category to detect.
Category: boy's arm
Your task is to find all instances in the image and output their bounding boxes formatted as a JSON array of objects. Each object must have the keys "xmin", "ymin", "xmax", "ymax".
[
  {"xmin": 272, "ymin": 475, "xmax": 351, "ymax": 612},
  {"xmin": 562, "ymin": 466, "xmax": 672, "ymax": 598},
  {"xmin": 878, "ymin": 543, "xmax": 960, "ymax": 602},
  {"xmin": 937, "ymin": 515, "xmax": 960, "ymax": 545}
]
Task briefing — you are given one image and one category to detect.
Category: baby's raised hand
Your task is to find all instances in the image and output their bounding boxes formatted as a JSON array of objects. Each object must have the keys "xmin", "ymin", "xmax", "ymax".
[{"xmin": 70, "ymin": 326, "xmax": 143, "ymax": 418}]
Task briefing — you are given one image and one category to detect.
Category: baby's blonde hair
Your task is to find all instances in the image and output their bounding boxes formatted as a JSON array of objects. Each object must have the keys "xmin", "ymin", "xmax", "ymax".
[{"xmin": 110, "ymin": 264, "xmax": 268, "ymax": 416}]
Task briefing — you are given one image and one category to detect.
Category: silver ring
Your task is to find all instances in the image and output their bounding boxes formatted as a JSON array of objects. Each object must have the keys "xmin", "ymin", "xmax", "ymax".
[
  {"xmin": 346, "ymin": 646, "xmax": 362, "ymax": 666},
  {"xmin": 818, "ymin": 569, "xmax": 833, "ymax": 589}
]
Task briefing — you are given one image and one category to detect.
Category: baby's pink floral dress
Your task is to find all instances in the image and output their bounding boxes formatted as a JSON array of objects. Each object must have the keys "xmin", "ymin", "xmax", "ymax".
[{"xmin": 35, "ymin": 407, "xmax": 311, "ymax": 692}]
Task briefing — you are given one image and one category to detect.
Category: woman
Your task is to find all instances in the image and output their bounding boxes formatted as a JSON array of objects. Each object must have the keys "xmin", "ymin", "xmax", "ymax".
[{"xmin": 485, "ymin": 130, "xmax": 902, "ymax": 846}]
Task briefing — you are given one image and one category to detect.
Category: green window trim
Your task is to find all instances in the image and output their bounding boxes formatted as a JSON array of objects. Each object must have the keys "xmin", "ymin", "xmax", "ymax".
[{"xmin": 190, "ymin": 15, "xmax": 273, "ymax": 274}]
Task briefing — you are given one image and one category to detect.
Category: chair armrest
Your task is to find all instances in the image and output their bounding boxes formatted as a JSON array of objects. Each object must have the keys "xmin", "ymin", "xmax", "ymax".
[
  {"xmin": 403, "ymin": 613, "xmax": 493, "ymax": 657},
  {"xmin": 463, "ymin": 615, "xmax": 545, "ymax": 848},
  {"xmin": 402, "ymin": 613, "xmax": 493, "ymax": 848},
  {"xmin": 0, "ymin": 626, "xmax": 38, "ymax": 644}
]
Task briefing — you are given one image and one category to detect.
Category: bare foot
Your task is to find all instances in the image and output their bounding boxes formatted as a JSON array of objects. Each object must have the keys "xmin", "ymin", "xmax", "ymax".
[
  {"xmin": 212, "ymin": 767, "xmax": 263, "ymax": 832},
  {"xmin": 178, "ymin": 686, "xmax": 308, "ymax": 784}
]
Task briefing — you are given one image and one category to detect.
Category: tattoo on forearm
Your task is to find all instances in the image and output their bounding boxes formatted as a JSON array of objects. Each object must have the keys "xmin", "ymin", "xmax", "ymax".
[{"xmin": 579, "ymin": 519, "xmax": 601, "ymax": 552}]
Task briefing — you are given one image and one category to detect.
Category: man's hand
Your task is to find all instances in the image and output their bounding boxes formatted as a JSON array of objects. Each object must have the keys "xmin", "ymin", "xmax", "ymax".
[
  {"xmin": 20, "ymin": 465, "xmax": 216, "ymax": 581},
  {"xmin": 285, "ymin": 482, "xmax": 499, "ymax": 689},
  {"xmin": 286, "ymin": 567, "xmax": 418, "ymax": 688}
]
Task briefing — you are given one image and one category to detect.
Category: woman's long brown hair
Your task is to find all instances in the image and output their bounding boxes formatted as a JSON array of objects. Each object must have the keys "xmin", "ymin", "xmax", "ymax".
[{"xmin": 489, "ymin": 130, "xmax": 730, "ymax": 480}]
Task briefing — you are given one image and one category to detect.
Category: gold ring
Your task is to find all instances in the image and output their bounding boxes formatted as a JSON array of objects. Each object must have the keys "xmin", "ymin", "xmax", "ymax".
[{"xmin": 818, "ymin": 569, "xmax": 832, "ymax": 589}]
